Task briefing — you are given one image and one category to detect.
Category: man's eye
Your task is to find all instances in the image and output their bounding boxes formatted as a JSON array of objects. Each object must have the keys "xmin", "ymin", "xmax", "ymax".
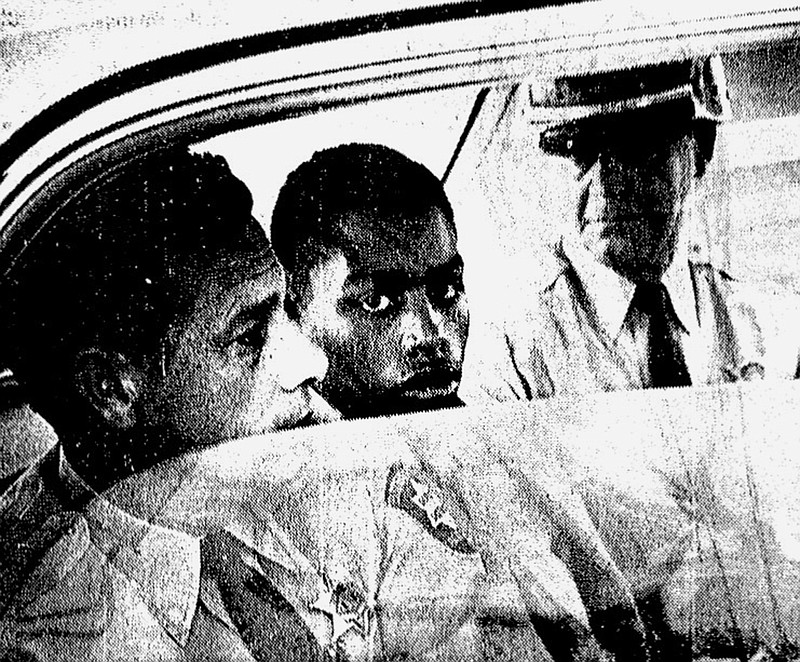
[
  {"xmin": 430, "ymin": 278, "xmax": 463, "ymax": 306},
  {"xmin": 233, "ymin": 323, "xmax": 266, "ymax": 350},
  {"xmin": 441, "ymin": 284, "xmax": 459, "ymax": 301},
  {"xmin": 359, "ymin": 293, "xmax": 394, "ymax": 314}
]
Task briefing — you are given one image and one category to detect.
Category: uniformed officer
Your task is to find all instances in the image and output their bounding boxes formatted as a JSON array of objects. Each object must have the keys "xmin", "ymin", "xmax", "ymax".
[
  {"xmin": 497, "ymin": 56, "xmax": 800, "ymax": 398},
  {"xmin": 0, "ymin": 148, "xmax": 337, "ymax": 661}
]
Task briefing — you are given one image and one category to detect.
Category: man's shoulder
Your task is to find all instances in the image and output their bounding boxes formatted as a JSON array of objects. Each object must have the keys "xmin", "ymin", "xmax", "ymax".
[
  {"xmin": 0, "ymin": 490, "xmax": 116, "ymax": 661},
  {"xmin": 691, "ymin": 261, "xmax": 800, "ymax": 379},
  {"xmin": 690, "ymin": 260, "xmax": 799, "ymax": 312},
  {"xmin": 459, "ymin": 243, "xmax": 569, "ymax": 403},
  {"xmin": 0, "ymin": 453, "xmax": 144, "ymax": 654},
  {"xmin": 0, "ymin": 466, "xmax": 196, "ymax": 660},
  {"xmin": 533, "ymin": 242, "xmax": 591, "ymax": 330},
  {"xmin": 0, "ymin": 451, "xmax": 84, "ymax": 596},
  {"xmin": 505, "ymin": 243, "xmax": 586, "ymax": 350}
]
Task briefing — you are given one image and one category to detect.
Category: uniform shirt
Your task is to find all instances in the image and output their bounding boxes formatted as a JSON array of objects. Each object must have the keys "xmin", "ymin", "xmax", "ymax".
[
  {"xmin": 551, "ymin": 235, "xmax": 707, "ymax": 389},
  {"xmin": 0, "ymin": 445, "xmax": 252, "ymax": 661},
  {"xmin": 104, "ymin": 424, "xmax": 647, "ymax": 661},
  {"xmin": 477, "ymin": 235, "xmax": 800, "ymax": 401}
]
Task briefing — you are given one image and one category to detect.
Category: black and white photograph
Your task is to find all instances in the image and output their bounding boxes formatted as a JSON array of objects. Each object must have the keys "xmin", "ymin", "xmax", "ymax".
[{"xmin": 2, "ymin": 1, "xmax": 800, "ymax": 660}]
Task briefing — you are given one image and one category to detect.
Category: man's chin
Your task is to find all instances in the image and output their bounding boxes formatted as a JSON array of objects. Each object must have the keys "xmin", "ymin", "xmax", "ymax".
[
  {"xmin": 399, "ymin": 390, "xmax": 464, "ymax": 415},
  {"xmin": 358, "ymin": 388, "xmax": 464, "ymax": 418}
]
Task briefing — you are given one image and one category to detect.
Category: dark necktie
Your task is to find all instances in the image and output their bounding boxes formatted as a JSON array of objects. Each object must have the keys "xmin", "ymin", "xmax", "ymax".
[{"xmin": 631, "ymin": 281, "xmax": 691, "ymax": 388}]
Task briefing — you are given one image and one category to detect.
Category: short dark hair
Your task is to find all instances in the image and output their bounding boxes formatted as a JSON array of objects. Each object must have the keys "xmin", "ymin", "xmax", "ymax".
[
  {"xmin": 2, "ymin": 148, "xmax": 260, "ymax": 426},
  {"xmin": 270, "ymin": 143, "xmax": 453, "ymax": 279}
]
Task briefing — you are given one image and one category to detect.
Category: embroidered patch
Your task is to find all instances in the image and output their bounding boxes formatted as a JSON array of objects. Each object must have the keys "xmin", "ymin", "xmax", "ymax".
[
  {"xmin": 384, "ymin": 462, "xmax": 475, "ymax": 555},
  {"xmin": 310, "ymin": 575, "xmax": 371, "ymax": 646}
]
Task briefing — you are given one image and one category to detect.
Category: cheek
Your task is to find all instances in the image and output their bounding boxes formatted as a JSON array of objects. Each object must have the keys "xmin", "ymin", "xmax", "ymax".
[
  {"xmin": 669, "ymin": 151, "xmax": 694, "ymax": 201},
  {"xmin": 300, "ymin": 293, "xmax": 349, "ymax": 348},
  {"xmin": 208, "ymin": 366, "xmax": 265, "ymax": 432},
  {"xmin": 161, "ymin": 352, "xmax": 229, "ymax": 443},
  {"xmin": 164, "ymin": 344, "xmax": 265, "ymax": 444},
  {"xmin": 317, "ymin": 316, "xmax": 402, "ymax": 391},
  {"xmin": 302, "ymin": 293, "xmax": 399, "ymax": 388},
  {"xmin": 354, "ymin": 319, "xmax": 399, "ymax": 372},
  {"xmin": 649, "ymin": 143, "xmax": 694, "ymax": 206},
  {"xmin": 603, "ymin": 157, "xmax": 669, "ymax": 205},
  {"xmin": 356, "ymin": 322, "xmax": 398, "ymax": 380},
  {"xmin": 443, "ymin": 300, "xmax": 469, "ymax": 357}
]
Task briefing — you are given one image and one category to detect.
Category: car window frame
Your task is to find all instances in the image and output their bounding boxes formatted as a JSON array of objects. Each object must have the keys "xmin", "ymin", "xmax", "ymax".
[{"xmin": 2, "ymin": 3, "xmax": 799, "ymax": 280}]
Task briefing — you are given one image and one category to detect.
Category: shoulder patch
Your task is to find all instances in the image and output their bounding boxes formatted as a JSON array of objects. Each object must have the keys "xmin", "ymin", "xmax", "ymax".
[{"xmin": 384, "ymin": 462, "xmax": 475, "ymax": 555}]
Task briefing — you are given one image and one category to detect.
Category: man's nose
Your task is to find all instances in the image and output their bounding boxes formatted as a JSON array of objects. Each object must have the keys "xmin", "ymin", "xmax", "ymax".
[
  {"xmin": 598, "ymin": 150, "xmax": 643, "ymax": 192},
  {"xmin": 272, "ymin": 317, "xmax": 328, "ymax": 392},
  {"xmin": 400, "ymin": 288, "xmax": 446, "ymax": 355},
  {"xmin": 599, "ymin": 149, "xmax": 627, "ymax": 177}
]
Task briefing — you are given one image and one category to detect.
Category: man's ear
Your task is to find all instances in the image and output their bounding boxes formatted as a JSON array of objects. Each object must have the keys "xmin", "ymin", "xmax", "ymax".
[{"xmin": 73, "ymin": 349, "xmax": 143, "ymax": 429}]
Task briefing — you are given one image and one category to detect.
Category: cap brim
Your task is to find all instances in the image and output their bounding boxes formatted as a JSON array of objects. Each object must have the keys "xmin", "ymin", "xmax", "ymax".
[{"xmin": 538, "ymin": 99, "xmax": 704, "ymax": 159}]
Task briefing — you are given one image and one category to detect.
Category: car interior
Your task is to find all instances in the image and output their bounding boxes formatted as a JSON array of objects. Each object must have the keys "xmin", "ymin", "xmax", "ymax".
[
  {"xmin": 3, "ymin": 22, "xmax": 800, "ymax": 478},
  {"xmin": 3, "ymin": 5, "xmax": 800, "ymax": 657}
]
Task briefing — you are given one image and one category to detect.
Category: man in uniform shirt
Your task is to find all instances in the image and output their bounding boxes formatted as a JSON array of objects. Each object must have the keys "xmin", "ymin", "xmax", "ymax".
[
  {"xmin": 498, "ymin": 56, "xmax": 800, "ymax": 398},
  {"xmin": 0, "ymin": 148, "xmax": 336, "ymax": 660},
  {"xmin": 0, "ymin": 145, "xmax": 652, "ymax": 662},
  {"xmin": 270, "ymin": 142, "xmax": 469, "ymax": 419}
]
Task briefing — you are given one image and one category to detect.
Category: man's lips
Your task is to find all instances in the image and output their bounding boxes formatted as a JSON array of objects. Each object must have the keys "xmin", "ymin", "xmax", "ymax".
[{"xmin": 397, "ymin": 368, "xmax": 461, "ymax": 400}]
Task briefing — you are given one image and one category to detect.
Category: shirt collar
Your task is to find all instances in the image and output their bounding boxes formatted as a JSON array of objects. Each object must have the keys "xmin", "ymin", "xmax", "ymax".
[
  {"xmin": 57, "ymin": 447, "xmax": 202, "ymax": 647},
  {"xmin": 661, "ymin": 245, "xmax": 698, "ymax": 335},
  {"xmin": 561, "ymin": 234, "xmax": 635, "ymax": 340},
  {"xmin": 561, "ymin": 234, "xmax": 698, "ymax": 340},
  {"xmin": 95, "ymin": 451, "xmax": 243, "ymax": 637}
]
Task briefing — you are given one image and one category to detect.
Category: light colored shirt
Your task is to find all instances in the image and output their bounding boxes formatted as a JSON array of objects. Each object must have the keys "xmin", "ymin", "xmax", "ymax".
[
  {"xmin": 0, "ymin": 445, "xmax": 251, "ymax": 661},
  {"xmin": 104, "ymin": 423, "xmax": 648, "ymax": 661},
  {"xmin": 475, "ymin": 234, "xmax": 800, "ymax": 401},
  {"xmin": 561, "ymin": 234, "xmax": 699, "ymax": 389}
]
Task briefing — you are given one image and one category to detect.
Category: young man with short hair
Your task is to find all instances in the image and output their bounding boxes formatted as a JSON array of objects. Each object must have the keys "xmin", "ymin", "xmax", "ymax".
[
  {"xmin": 271, "ymin": 143, "xmax": 469, "ymax": 419},
  {"xmin": 0, "ymin": 148, "xmax": 335, "ymax": 660}
]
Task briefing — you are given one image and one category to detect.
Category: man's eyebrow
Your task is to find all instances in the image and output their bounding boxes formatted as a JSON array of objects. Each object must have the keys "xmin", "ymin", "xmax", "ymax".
[
  {"xmin": 347, "ymin": 254, "xmax": 464, "ymax": 285},
  {"xmin": 225, "ymin": 293, "xmax": 281, "ymax": 333},
  {"xmin": 428, "ymin": 254, "xmax": 464, "ymax": 278},
  {"xmin": 347, "ymin": 268, "xmax": 407, "ymax": 284}
]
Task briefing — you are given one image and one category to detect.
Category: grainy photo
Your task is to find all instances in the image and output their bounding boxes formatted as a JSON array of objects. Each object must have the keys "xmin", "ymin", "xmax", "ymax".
[{"xmin": 2, "ymin": 2, "xmax": 800, "ymax": 660}]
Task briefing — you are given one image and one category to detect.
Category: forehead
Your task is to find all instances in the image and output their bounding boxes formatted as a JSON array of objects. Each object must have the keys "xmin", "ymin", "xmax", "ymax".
[
  {"xmin": 334, "ymin": 207, "xmax": 457, "ymax": 275},
  {"xmin": 183, "ymin": 244, "xmax": 284, "ymax": 319}
]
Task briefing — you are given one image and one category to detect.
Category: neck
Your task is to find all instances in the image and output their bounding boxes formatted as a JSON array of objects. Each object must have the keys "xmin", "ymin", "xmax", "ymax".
[
  {"xmin": 60, "ymin": 425, "xmax": 170, "ymax": 493},
  {"xmin": 602, "ymin": 250, "xmax": 677, "ymax": 284}
]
